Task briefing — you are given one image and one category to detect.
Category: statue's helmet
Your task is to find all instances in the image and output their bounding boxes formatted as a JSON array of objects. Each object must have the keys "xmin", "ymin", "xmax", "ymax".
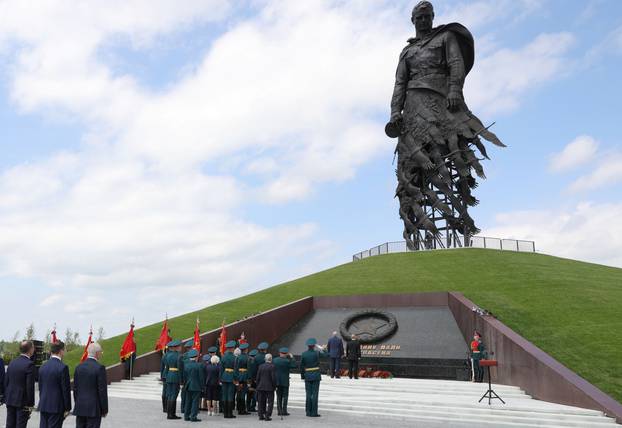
[{"xmin": 412, "ymin": 1, "xmax": 435, "ymax": 19}]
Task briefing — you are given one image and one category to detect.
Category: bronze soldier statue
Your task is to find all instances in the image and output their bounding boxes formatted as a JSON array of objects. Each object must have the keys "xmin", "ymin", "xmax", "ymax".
[{"xmin": 388, "ymin": 1, "xmax": 505, "ymax": 250}]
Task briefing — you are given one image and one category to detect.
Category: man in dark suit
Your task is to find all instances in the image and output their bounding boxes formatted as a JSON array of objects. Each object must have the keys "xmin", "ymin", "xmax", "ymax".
[
  {"xmin": 4, "ymin": 340, "xmax": 36, "ymax": 428},
  {"xmin": 255, "ymin": 354, "xmax": 276, "ymax": 421},
  {"xmin": 0, "ymin": 355, "xmax": 5, "ymax": 405},
  {"xmin": 38, "ymin": 341, "xmax": 71, "ymax": 428},
  {"xmin": 326, "ymin": 331, "xmax": 344, "ymax": 378},
  {"xmin": 346, "ymin": 334, "xmax": 361, "ymax": 379},
  {"xmin": 73, "ymin": 343, "xmax": 108, "ymax": 428}
]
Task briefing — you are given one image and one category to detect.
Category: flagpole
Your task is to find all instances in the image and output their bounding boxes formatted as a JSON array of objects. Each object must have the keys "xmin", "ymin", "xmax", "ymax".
[{"xmin": 130, "ymin": 317, "xmax": 135, "ymax": 381}]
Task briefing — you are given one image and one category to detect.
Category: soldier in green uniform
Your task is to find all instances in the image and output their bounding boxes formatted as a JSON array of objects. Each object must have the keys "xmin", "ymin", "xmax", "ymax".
[
  {"xmin": 247, "ymin": 349, "xmax": 258, "ymax": 413},
  {"xmin": 162, "ymin": 339, "xmax": 183, "ymax": 420},
  {"xmin": 180, "ymin": 340, "xmax": 194, "ymax": 413},
  {"xmin": 160, "ymin": 343, "xmax": 171, "ymax": 413},
  {"xmin": 274, "ymin": 347, "xmax": 297, "ymax": 416},
  {"xmin": 220, "ymin": 340, "xmax": 239, "ymax": 419},
  {"xmin": 183, "ymin": 349, "xmax": 205, "ymax": 422},
  {"xmin": 255, "ymin": 342, "xmax": 268, "ymax": 368},
  {"xmin": 300, "ymin": 338, "xmax": 328, "ymax": 417},
  {"xmin": 235, "ymin": 343, "xmax": 250, "ymax": 415}
]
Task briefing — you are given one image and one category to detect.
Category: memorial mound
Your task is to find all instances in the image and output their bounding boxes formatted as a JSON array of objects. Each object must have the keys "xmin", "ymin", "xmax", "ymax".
[{"xmin": 64, "ymin": 249, "xmax": 622, "ymax": 403}]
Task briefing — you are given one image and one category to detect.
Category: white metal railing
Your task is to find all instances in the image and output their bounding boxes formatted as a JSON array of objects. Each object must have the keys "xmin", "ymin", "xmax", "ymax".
[{"xmin": 352, "ymin": 237, "xmax": 536, "ymax": 261}]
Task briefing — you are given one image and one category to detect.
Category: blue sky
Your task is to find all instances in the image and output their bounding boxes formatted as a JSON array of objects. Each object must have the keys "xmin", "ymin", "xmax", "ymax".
[{"xmin": 0, "ymin": 0, "xmax": 621, "ymax": 342}]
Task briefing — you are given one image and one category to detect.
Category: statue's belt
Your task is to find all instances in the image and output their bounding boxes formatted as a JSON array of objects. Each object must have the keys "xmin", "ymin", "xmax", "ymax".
[
  {"xmin": 238, "ymin": 368, "xmax": 247, "ymax": 372},
  {"xmin": 305, "ymin": 367, "xmax": 320, "ymax": 371},
  {"xmin": 169, "ymin": 368, "xmax": 179, "ymax": 372},
  {"xmin": 225, "ymin": 368, "xmax": 235, "ymax": 372}
]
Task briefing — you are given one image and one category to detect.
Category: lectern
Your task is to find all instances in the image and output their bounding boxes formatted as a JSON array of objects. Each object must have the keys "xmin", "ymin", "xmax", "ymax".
[{"xmin": 478, "ymin": 359, "xmax": 505, "ymax": 405}]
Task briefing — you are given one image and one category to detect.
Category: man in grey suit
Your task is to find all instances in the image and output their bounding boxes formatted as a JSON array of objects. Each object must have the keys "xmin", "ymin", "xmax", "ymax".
[
  {"xmin": 255, "ymin": 354, "xmax": 276, "ymax": 421},
  {"xmin": 327, "ymin": 331, "xmax": 344, "ymax": 378}
]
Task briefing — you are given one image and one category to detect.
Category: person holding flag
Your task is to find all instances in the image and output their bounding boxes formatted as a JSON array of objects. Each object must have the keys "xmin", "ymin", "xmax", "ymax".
[
  {"xmin": 50, "ymin": 324, "xmax": 58, "ymax": 344},
  {"xmin": 218, "ymin": 320, "xmax": 227, "ymax": 357},
  {"xmin": 79, "ymin": 327, "xmax": 93, "ymax": 364},
  {"xmin": 220, "ymin": 340, "xmax": 239, "ymax": 419},
  {"xmin": 156, "ymin": 316, "xmax": 172, "ymax": 413},
  {"xmin": 120, "ymin": 320, "xmax": 137, "ymax": 381},
  {"xmin": 162, "ymin": 340, "xmax": 183, "ymax": 420},
  {"xmin": 155, "ymin": 316, "xmax": 171, "ymax": 354},
  {"xmin": 235, "ymin": 343, "xmax": 251, "ymax": 415},
  {"xmin": 193, "ymin": 318, "xmax": 201, "ymax": 354}
]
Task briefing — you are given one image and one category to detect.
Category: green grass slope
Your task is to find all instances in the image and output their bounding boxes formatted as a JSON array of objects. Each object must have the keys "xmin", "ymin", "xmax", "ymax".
[{"xmin": 64, "ymin": 249, "xmax": 622, "ymax": 402}]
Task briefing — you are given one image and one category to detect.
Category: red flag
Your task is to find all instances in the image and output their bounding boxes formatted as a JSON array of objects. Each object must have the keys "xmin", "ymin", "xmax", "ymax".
[
  {"xmin": 193, "ymin": 318, "xmax": 201, "ymax": 354},
  {"xmin": 155, "ymin": 317, "xmax": 172, "ymax": 352},
  {"xmin": 120, "ymin": 322, "xmax": 137, "ymax": 361},
  {"xmin": 80, "ymin": 327, "xmax": 93, "ymax": 364},
  {"xmin": 219, "ymin": 320, "xmax": 227, "ymax": 356},
  {"xmin": 51, "ymin": 324, "xmax": 58, "ymax": 344}
]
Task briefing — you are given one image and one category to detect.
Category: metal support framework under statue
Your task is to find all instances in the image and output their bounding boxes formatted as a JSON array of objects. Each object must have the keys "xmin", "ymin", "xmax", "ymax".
[{"xmin": 386, "ymin": 1, "xmax": 506, "ymax": 251}]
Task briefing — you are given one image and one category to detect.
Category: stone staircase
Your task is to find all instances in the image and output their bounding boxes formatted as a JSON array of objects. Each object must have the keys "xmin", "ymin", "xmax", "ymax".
[{"xmin": 108, "ymin": 372, "xmax": 620, "ymax": 427}]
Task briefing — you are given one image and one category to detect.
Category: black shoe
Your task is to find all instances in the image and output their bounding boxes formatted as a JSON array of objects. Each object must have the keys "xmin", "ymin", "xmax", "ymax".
[
  {"xmin": 259, "ymin": 416, "xmax": 265, "ymax": 420},
  {"xmin": 265, "ymin": 417, "xmax": 272, "ymax": 421},
  {"xmin": 190, "ymin": 418, "xmax": 201, "ymax": 422},
  {"xmin": 309, "ymin": 414, "xmax": 321, "ymax": 417},
  {"xmin": 283, "ymin": 412, "xmax": 290, "ymax": 416}
]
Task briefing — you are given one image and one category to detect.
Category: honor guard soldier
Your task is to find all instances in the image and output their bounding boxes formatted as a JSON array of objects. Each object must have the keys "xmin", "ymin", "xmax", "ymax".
[
  {"xmin": 300, "ymin": 338, "xmax": 327, "ymax": 417},
  {"xmin": 162, "ymin": 339, "xmax": 183, "ymax": 419},
  {"xmin": 470, "ymin": 331, "xmax": 487, "ymax": 383},
  {"xmin": 274, "ymin": 347, "xmax": 296, "ymax": 416},
  {"xmin": 220, "ymin": 340, "xmax": 239, "ymax": 418},
  {"xmin": 180, "ymin": 340, "xmax": 194, "ymax": 413},
  {"xmin": 183, "ymin": 349, "xmax": 205, "ymax": 422},
  {"xmin": 247, "ymin": 349, "xmax": 258, "ymax": 412},
  {"xmin": 160, "ymin": 344, "xmax": 170, "ymax": 413},
  {"xmin": 235, "ymin": 343, "xmax": 250, "ymax": 415}
]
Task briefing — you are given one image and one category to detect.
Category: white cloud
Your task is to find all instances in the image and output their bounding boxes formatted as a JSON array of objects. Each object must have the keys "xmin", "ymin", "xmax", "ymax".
[
  {"xmin": 549, "ymin": 135, "xmax": 599, "ymax": 173},
  {"xmin": 466, "ymin": 32, "xmax": 575, "ymax": 116},
  {"xmin": 40, "ymin": 294, "xmax": 63, "ymax": 307},
  {"xmin": 568, "ymin": 153, "xmax": 622, "ymax": 192},
  {"xmin": 484, "ymin": 202, "xmax": 622, "ymax": 268},
  {"xmin": 585, "ymin": 24, "xmax": 622, "ymax": 65}
]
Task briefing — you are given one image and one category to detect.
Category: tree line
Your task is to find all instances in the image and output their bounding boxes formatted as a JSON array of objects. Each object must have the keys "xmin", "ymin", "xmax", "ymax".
[{"xmin": 0, "ymin": 323, "xmax": 105, "ymax": 363}]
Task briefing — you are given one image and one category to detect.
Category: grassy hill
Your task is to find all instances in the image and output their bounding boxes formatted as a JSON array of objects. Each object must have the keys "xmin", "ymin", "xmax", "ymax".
[{"xmin": 64, "ymin": 248, "xmax": 622, "ymax": 403}]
